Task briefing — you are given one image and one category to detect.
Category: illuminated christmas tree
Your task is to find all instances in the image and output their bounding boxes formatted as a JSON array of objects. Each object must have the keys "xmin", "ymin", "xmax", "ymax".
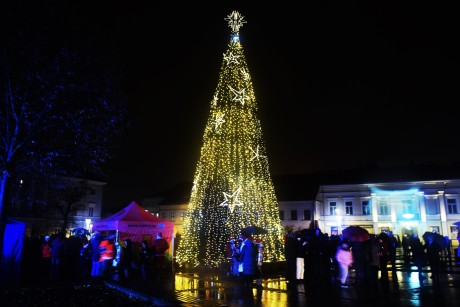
[{"xmin": 176, "ymin": 11, "xmax": 285, "ymax": 268}]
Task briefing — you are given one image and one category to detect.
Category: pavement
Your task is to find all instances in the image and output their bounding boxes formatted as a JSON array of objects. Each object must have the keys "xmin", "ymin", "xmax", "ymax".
[
  {"xmin": 106, "ymin": 258, "xmax": 460, "ymax": 307},
  {"xmin": 2, "ymin": 255, "xmax": 460, "ymax": 306}
]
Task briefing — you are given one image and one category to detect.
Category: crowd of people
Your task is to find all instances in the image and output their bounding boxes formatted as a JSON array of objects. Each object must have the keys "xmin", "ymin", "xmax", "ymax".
[
  {"xmin": 283, "ymin": 228, "xmax": 456, "ymax": 288},
  {"xmin": 20, "ymin": 226, "xmax": 458, "ymax": 291},
  {"xmin": 20, "ymin": 230, "xmax": 170, "ymax": 285}
]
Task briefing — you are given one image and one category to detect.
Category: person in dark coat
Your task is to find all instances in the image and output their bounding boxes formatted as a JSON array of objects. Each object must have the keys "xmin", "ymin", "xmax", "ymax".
[
  {"xmin": 409, "ymin": 234, "xmax": 426, "ymax": 281},
  {"xmin": 118, "ymin": 239, "xmax": 133, "ymax": 280},
  {"xmin": 90, "ymin": 232, "xmax": 103, "ymax": 279},
  {"xmin": 80, "ymin": 238, "xmax": 93, "ymax": 280},
  {"xmin": 425, "ymin": 235, "xmax": 442, "ymax": 283},
  {"xmin": 153, "ymin": 232, "xmax": 170, "ymax": 281},
  {"xmin": 139, "ymin": 240, "xmax": 152, "ymax": 281},
  {"xmin": 284, "ymin": 231, "xmax": 297, "ymax": 284},
  {"xmin": 239, "ymin": 231, "xmax": 256, "ymax": 288}
]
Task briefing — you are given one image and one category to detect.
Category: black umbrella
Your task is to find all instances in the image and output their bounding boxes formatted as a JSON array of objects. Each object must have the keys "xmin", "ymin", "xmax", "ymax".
[
  {"xmin": 342, "ymin": 226, "xmax": 370, "ymax": 242},
  {"xmin": 241, "ymin": 225, "xmax": 268, "ymax": 235},
  {"xmin": 295, "ymin": 228, "xmax": 315, "ymax": 241},
  {"xmin": 422, "ymin": 231, "xmax": 447, "ymax": 251}
]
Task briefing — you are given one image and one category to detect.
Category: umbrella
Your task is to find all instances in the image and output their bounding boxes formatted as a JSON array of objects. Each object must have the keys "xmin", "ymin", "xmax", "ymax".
[
  {"xmin": 241, "ymin": 225, "xmax": 268, "ymax": 235},
  {"xmin": 71, "ymin": 227, "xmax": 90, "ymax": 237},
  {"xmin": 342, "ymin": 226, "xmax": 370, "ymax": 242},
  {"xmin": 295, "ymin": 228, "xmax": 315, "ymax": 241},
  {"xmin": 422, "ymin": 231, "xmax": 447, "ymax": 251},
  {"xmin": 453, "ymin": 221, "xmax": 460, "ymax": 227}
]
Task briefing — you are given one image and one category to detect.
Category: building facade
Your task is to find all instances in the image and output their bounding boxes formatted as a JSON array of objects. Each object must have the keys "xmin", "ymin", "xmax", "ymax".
[
  {"xmin": 149, "ymin": 168, "xmax": 460, "ymax": 249},
  {"xmin": 9, "ymin": 177, "xmax": 105, "ymax": 237},
  {"xmin": 316, "ymin": 179, "xmax": 460, "ymax": 243}
]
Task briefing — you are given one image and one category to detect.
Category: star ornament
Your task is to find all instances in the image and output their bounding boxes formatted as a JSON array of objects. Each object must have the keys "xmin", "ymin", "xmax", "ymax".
[
  {"xmin": 249, "ymin": 145, "xmax": 266, "ymax": 161},
  {"xmin": 228, "ymin": 85, "xmax": 247, "ymax": 105},
  {"xmin": 219, "ymin": 186, "xmax": 244, "ymax": 213},
  {"xmin": 214, "ymin": 113, "xmax": 225, "ymax": 130},
  {"xmin": 211, "ymin": 93, "xmax": 218, "ymax": 106},
  {"xmin": 240, "ymin": 68, "xmax": 250, "ymax": 81},
  {"xmin": 223, "ymin": 52, "xmax": 240, "ymax": 65}
]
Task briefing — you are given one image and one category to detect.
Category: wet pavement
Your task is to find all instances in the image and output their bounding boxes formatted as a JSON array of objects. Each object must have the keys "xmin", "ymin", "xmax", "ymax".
[{"xmin": 107, "ymin": 260, "xmax": 460, "ymax": 307}]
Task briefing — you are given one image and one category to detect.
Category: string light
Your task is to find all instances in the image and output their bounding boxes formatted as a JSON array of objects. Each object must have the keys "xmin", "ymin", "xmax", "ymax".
[{"xmin": 176, "ymin": 11, "xmax": 285, "ymax": 268}]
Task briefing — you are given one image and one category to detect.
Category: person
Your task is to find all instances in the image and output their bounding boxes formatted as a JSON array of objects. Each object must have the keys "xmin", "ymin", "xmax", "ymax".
[
  {"xmin": 90, "ymin": 231, "xmax": 103, "ymax": 279},
  {"xmin": 226, "ymin": 238, "xmax": 237, "ymax": 276},
  {"xmin": 367, "ymin": 234, "xmax": 381, "ymax": 285},
  {"xmin": 377, "ymin": 233, "xmax": 390, "ymax": 282},
  {"xmin": 238, "ymin": 231, "xmax": 256, "ymax": 288},
  {"xmin": 118, "ymin": 239, "xmax": 133, "ymax": 280},
  {"xmin": 99, "ymin": 234, "xmax": 116, "ymax": 279},
  {"xmin": 153, "ymin": 232, "xmax": 170, "ymax": 281},
  {"xmin": 139, "ymin": 240, "xmax": 152, "ymax": 281},
  {"xmin": 50, "ymin": 233, "xmax": 66, "ymax": 280},
  {"xmin": 409, "ymin": 234, "xmax": 426, "ymax": 281},
  {"xmin": 295, "ymin": 234, "xmax": 307, "ymax": 281},
  {"xmin": 402, "ymin": 234, "xmax": 411, "ymax": 265},
  {"xmin": 79, "ymin": 238, "xmax": 93, "ymax": 280},
  {"xmin": 335, "ymin": 241, "xmax": 353, "ymax": 287},
  {"xmin": 254, "ymin": 238, "xmax": 264, "ymax": 285},
  {"xmin": 425, "ymin": 235, "xmax": 441, "ymax": 283},
  {"xmin": 284, "ymin": 231, "xmax": 297, "ymax": 284},
  {"xmin": 387, "ymin": 231, "xmax": 398, "ymax": 280},
  {"xmin": 232, "ymin": 238, "xmax": 243, "ymax": 277},
  {"xmin": 41, "ymin": 235, "xmax": 52, "ymax": 280}
]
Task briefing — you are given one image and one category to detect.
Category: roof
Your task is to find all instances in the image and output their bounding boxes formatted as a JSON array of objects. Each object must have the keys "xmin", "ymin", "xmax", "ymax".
[{"xmin": 98, "ymin": 201, "xmax": 169, "ymax": 223}]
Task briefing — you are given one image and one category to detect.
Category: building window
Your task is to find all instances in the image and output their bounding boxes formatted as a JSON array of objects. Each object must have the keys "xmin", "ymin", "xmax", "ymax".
[
  {"xmin": 181, "ymin": 212, "xmax": 185, "ymax": 221},
  {"xmin": 290, "ymin": 210, "xmax": 298, "ymax": 220},
  {"xmin": 303, "ymin": 210, "xmax": 311, "ymax": 220},
  {"xmin": 88, "ymin": 207, "xmax": 94, "ymax": 217},
  {"xmin": 279, "ymin": 210, "xmax": 285, "ymax": 220},
  {"xmin": 402, "ymin": 200, "xmax": 413, "ymax": 214},
  {"xmin": 171, "ymin": 212, "xmax": 175, "ymax": 222},
  {"xmin": 362, "ymin": 200, "xmax": 371, "ymax": 215},
  {"xmin": 425, "ymin": 198, "xmax": 439, "ymax": 215},
  {"xmin": 90, "ymin": 188, "xmax": 96, "ymax": 196},
  {"xmin": 161, "ymin": 212, "xmax": 167, "ymax": 220},
  {"xmin": 345, "ymin": 201, "xmax": 353, "ymax": 215},
  {"xmin": 378, "ymin": 201, "xmax": 389, "ymax": 215},
  {"xmin": 447, "ymin": 198, "xmax": 458, "ymax": 214},
  {"xmin": 329, "ymin": 201, "xmax": 337, "ymax": 216}
]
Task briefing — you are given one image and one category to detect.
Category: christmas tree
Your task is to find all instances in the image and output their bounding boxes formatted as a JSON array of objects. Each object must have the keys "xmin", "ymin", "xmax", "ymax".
[{"xmin": 176, "ymin": 11, "xmax": 285, "ymax": 268}]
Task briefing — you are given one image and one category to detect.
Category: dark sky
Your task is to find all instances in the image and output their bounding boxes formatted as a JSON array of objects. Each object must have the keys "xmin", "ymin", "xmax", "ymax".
[
  {"xmin": 8, "ymin": 2, "xmax": 458, "ymax": 208},
  {"xmin": 102, "ymin": 2, "xmax": 458, "ymax": 208}
]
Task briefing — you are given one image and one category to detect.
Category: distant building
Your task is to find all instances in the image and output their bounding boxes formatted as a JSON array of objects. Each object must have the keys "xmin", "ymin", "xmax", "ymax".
[
  {"xmin": 142, "ymin": 164, "xmax": 460, "ymax": 247},
  {"xmin": 8, "ymin": 177, "xmax": 105, "ymax": 237}
]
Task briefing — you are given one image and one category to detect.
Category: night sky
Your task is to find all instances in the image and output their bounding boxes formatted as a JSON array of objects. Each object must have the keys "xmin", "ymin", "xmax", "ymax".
[{"xmin": 5, "ymin": 2, "xmax": 458, "ymax": 209}]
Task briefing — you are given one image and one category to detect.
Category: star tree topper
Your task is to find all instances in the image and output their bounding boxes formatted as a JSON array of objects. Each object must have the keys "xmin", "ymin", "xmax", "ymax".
[
  {"xmin": 219, "ymin": 186, "xmax": 244, "ymax": 213},
  {"xmin": 225, "ymin": 10, "xmax": 247, "ymax": 33}
]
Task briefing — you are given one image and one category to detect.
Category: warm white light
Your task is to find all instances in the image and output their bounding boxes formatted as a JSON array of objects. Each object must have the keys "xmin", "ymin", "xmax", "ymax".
[
  {"xmin": 85, "ymin": 218, "xmax": 91, "ymax": 229},
  {"xmin": 402, "ymin": 213, "xmax": 414, "ymax": 219}
]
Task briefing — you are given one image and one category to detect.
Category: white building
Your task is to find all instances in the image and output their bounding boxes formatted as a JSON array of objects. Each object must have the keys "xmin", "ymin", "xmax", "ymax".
[{"xmin": 144, "ymin": 165, "xmax": 460, "ymax": 247}]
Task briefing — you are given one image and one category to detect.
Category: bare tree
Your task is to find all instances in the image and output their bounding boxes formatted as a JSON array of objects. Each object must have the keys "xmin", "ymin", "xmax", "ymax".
[{"xmin": 0, "ymin": 2, "xmax": 129, "ymax": 257}]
